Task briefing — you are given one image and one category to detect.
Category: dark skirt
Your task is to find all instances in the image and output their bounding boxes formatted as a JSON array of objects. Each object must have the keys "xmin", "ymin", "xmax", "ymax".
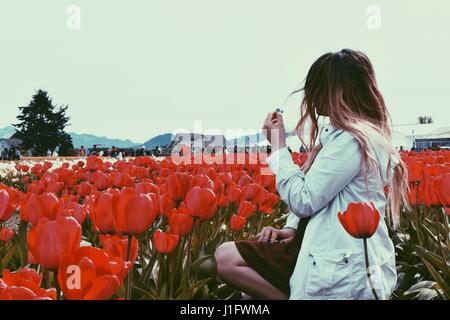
[{"xmin": 235, "ymin": 217, "xmax": 309, "ymax": 296}]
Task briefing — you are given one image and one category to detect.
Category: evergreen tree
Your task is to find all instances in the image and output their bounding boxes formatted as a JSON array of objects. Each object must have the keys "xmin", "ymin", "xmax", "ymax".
[{"xmin": 13, "ymin": 90, "xmax": 74, "ymax": 156}]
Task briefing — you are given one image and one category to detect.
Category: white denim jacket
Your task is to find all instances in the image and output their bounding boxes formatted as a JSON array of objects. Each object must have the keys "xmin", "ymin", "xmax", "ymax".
[{"xmin": 266, "ymin": 119, "xmax": 398, "ymax": 300}]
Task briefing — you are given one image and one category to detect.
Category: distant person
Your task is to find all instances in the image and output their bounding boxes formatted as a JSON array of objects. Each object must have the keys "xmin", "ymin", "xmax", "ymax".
[
  {"xmin": 52, "ymin": 150, "xmax": 59, "ymax": 157},
  {"xmin": 399, "ymin": 146, "xmax": 404, "ymax": 152},
  {"xmin": 46, "ymin": 149, "xmax": 52, "ymax": 157},
  {"xmin": 1, "ymin": 148, "xmax": 8, "ymax": 160},
  {"xmin": 27, "ymin": 149, "xmax": 33, "ymax": 157},
  {"xmin": 80, "ymin": 146, "xmax": 86, "ymax": 157},
  {"xmin": 111, "ymin": 146, "xmax": 118, "ymax": 158}
]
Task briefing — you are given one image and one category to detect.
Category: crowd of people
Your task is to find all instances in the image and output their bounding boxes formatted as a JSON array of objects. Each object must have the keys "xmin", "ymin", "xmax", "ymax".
[{"xmin": 0, "ymin": 146, "xmax": 21, "ymax": 161}]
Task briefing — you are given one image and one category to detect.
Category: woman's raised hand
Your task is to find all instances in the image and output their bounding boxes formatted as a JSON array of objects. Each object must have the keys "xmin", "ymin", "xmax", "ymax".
[
  {"xmin": 262, "ymin": 111, "xmax": 287, "ymax": 152},
  {"xmin": 256, "ymin": 226, "xmax": 296, "ymax": 244}
]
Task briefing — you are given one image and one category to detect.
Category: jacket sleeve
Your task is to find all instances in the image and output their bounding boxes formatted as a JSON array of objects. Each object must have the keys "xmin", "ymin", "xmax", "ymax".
[
  {"xmin": 283, "ymin": 212, "xmax": 300, "ymax": 229},
  {"xmin": 266, "ymin": 132, "xmax": 362, "ymax": 218}
]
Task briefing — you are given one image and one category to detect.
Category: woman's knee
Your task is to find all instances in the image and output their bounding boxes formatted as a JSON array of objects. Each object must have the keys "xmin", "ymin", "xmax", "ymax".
[{"xmin": 214, "ymin": 242, "xmax": 240, "ymax": 274}]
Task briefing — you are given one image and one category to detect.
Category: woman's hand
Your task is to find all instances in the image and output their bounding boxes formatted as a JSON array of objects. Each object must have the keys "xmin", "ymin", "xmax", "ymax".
[
  {"xmin": 256, "ymin": 226, "xmax": 296, "ymax": 244},
  {"xmin": 262, "ymin": 111, "xmax": 287, "ymax": 152}
]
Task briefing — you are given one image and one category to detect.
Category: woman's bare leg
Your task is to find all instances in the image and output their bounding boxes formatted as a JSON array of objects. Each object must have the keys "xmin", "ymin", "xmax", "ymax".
[{"xmin": 214, "ymin": 242, "xmax": 288, "ymax": 300}]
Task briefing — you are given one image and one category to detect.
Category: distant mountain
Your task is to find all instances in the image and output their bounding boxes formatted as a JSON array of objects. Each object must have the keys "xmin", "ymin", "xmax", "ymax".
[
  {"xmin": 69, "ymin": 132, "xmax": 140, "ymax": 149},
  {"xmin": 227, "ymin": 132, "xmax": 266, "ymax": 145},
  {"xmin": 143, "ymin": 133, "xmax": 173, "ymax": 149},
  {"xmin": 0, "ymin": 126, "xmax": 15, "ymax": 139}
]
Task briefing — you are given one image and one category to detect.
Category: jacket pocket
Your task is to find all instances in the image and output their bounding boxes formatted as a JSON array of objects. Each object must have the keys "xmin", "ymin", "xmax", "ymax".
[{"xmin": 305, "ymin": 249, "xmax": 356, "ymax": 298}]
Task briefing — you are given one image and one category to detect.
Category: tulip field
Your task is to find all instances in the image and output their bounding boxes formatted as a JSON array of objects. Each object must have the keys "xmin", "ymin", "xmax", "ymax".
[{"xmin": 0, "ymin": 150, "xmax": 449, "ymax": 300}]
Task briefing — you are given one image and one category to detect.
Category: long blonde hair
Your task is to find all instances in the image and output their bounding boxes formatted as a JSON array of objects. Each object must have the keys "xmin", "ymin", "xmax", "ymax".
[{"xmin": 295, "ymin": 49, "xmax": 409, "ymax": 228}]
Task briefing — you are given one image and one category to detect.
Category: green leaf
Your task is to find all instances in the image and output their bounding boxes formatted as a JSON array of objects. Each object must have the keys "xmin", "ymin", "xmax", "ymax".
[
  {"xmin": 421, "ymin": 259, "xmax": 450, "ymax": 298},
  {"xmin": 0, "ymin": 242, "xmax": 18, "ymax": 274}
]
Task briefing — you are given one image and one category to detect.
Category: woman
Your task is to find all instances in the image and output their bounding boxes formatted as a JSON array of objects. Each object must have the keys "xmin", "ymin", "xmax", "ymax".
[{"xmin": 214, "ymin": 49, "xmax": 409, "ymax": 300}]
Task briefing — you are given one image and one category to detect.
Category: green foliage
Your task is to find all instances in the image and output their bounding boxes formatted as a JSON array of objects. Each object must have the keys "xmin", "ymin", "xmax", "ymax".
[{"xmin": 392, "ymin": 206, "xmax": 449, "ymax": 300}]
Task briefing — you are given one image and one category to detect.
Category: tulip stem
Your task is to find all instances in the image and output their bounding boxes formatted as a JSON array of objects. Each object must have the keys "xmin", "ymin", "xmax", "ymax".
[
  {"xmin": 363, "ymin": 238, "xmax": 379, "ymax": 300},
  {"xmin": 125, "ymin": 234, "xmax": 133, "ymax": 300}
]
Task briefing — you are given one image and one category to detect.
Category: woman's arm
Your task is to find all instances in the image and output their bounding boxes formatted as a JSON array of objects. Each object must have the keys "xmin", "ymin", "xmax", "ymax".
[{"xmin": 267, "ymin": 132, "xmax": 362, "ymax": 218}]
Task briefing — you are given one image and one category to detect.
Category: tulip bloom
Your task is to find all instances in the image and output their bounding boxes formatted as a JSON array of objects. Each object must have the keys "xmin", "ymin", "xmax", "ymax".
[
  {"xmin": 436, "ymin": 173, "xmax": 450, "ymax": 206},
  {"xmin": 159, "ymin": 194, "xmax": 176, "ymax": 217},
  {"xmin": 258, "ymin": 192, "xmax": 280, "ymax": 214},
  {"xmin": 27, "ymin": 216, "xmax": 82, "ymax": 270},
  {"xmin": 338, "ymin": 202, "xmax": 380, "ymax": 239},
  {"xmin": 113, "ymin": 188, "xmax": 158, "ymax": 235},
  {"xmin": 167, "ymin": 173, "xmax": 191, "ymax": 201},
  {"xmin": 227, "ymin": 183, "xmax": 242, "ymax": 204},
  {"xmin": 169, "ymin": 209, "xmax": 194, "ymax": 235},
  {"xmin": 185, "ymin": 187, "xmax": 218, "ymax": 221},
  {"xmin": 88, "ymin": 191, "xmax": 119, "ymax": 234},
  {"xmin": 99, "ymin": 234, "xmax": 138, "ymax": 263},
  {"xmin": 135, "ymin": 182, "xmax": 159, "ymax": 195},
  {"xmin": 62, "ymin": 202, "xmax": 87, "ymax": 225},
  {"xmin": 153, "ymin": 229, "xmax": 180, "ymax": 253},
  {"xmin": 93, "ymin": 172, "xmax": 112, "ymax": 191},
  {"xmin": 337, "ymin": 202, "xmax": 381, "ymax": 300},
  {"xmin": 0, "ymin": 268, "xmax": 56, "ymax": 300},
  {"xmin": 58, "ymin": 246, "xmax": 124, "ymax": 300},
  {"xmin": 76, "ymin": 181, "xmax": 93, "ymax": 197},
  {"xmin": 86, "ymin": 156, "xmax": 106, "ymax": 172},
  {"xmin": 230, "ymin": 214, "xmax": 247, "ymax": 231},
  {"xmin": 20, "ymin": 192, "xmax": 63, "ymax": 226},
  {"xmin": 0, "ymin": 190, "xmax": 16, "ymax": 222},
  {"xmin": 237, "ymin": 201, "xmax": 257, "ymax": 219}
]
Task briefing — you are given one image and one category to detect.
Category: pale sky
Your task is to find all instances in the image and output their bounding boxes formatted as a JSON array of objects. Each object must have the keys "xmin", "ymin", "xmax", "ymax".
[{"xmin": 1, "ymin": 0, "xmax": 449, "ymax": 142}]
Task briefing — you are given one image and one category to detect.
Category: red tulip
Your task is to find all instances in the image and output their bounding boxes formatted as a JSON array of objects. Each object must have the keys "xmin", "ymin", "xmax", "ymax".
[
  {"xmin": 159, "ymin": 194, "xmax": 176, "ymax": 217},
  {"xmin": 93, "ymin": 172, "xmax": 112, "ymax": 191},
  {"xmin": 86, "ymin": 156, "xmax": 106, "ymax": 172},
  {"xmin": 112, "ymin": 188, "xmax": 158, "ymax": 235},
  {"xmin": 338, "ymin": 202, "xmax": 380, "ymax": 239},
  {"xmin": 421, "ymin": 176, "xmax": 440, "ymax": 206},
  {"xmin": 88, "ymin": 191, "xmax": 119, "ymax": 234},
  {"xmin": 135, "ymin": 182, "xmax": 159, "ymax": 195},
  {"xmin": 227, "ymin": 183, "xmax": 242, "ymax": 203},
  {"xmin": 0, "ymin": 268, "xmax": 56, "ymax": 300},
  {"xmin": 20, "ymin": 192, "xmax": 63, "ymax": 226},
  {"xmin": 407, "ymin": 160, "xmax": 424, "ymax": 182},
  {"xmin": 27, "ymin": 216, "xmax": 81, "ymax": 270},
  {"xmin": 237, "ymin": 201, "xmax": 257, "ymax": 219},
  {"xmin": 258, "ymin": 192, "xmax": 280, "ymax": 214},
  {"xmin": 230, "ymin": 214, "xmax": 247, "ymax": 231},
  {"xmin": 62, "ymin": 202, "xmax": 87, "ymax": 225},
  {"xmin": 436, "ymin": 173, "xmax": 450, "ymax": 206},
  {"xmin": 169, "ymin": 209, "xmax": 194, "ymax": 235},
  {"xmin": 242, "ymin": 183, "xmax": 264, "ymax": 202},
  {"xmin": 185, "ymin": 187, "xmax": 218, "ymax": 221},
  {"xmin": 112, "ymin": 173, "xmax": 134, "ymax": 189},
  {"xmin": 167, "ymin": 173, "xmax": 191, "ymax": 201},
  {"xmin": 58, "ymin": 246, "xmax": 123, "ymax": 300},
  {"xmin": 0, "ymin": 190, "xmax": 16, "ymax": 222},
  {"xmin": 153, "ymin": 229, "xmax": 179, "ymax": 253},
  {"xmin": 0, "ymin": 227, "xmax": 15, "ymax": 242},
  {"xmin": 99, "ymin": 234, "xmax": 138, "ymax": 263},
  {"xmin": 189, "ymin": 174, "xmax": 214, "ymax": 190},
  {"xmin": 76, "ymin": 182, "xmax": 93, "ymax": 197}
]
